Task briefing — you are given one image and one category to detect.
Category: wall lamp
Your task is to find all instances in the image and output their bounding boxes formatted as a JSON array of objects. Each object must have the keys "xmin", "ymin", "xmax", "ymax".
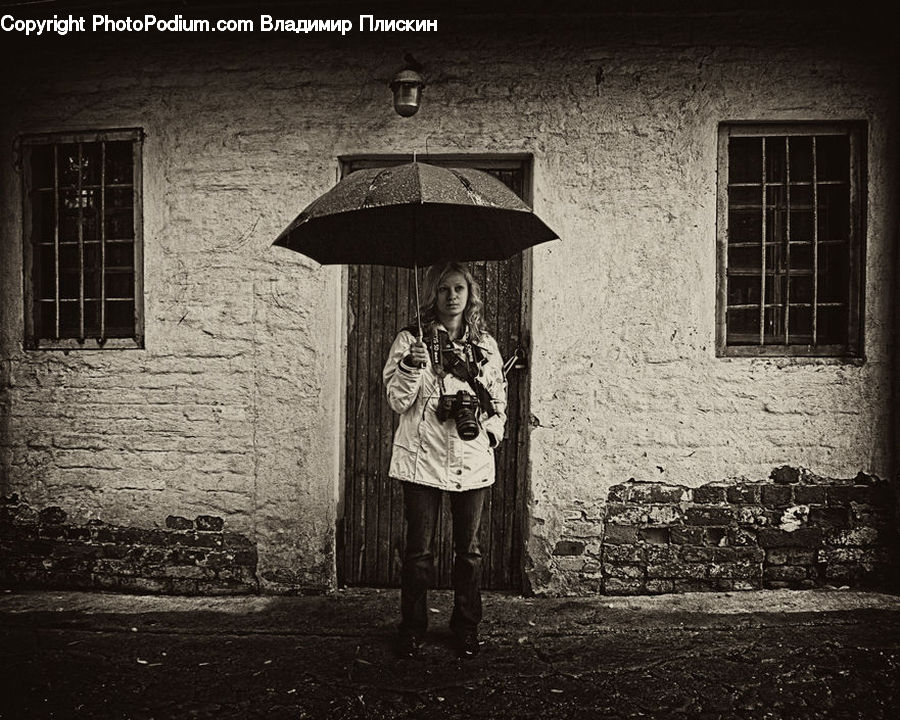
[{"xmin": 390, "ymin": 58, "xmax": 425, "ymax": 117}]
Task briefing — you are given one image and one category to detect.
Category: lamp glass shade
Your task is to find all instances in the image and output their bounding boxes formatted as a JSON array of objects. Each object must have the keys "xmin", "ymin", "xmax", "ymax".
[{"xmin": 393, "ymin": 82, "xmax": 422, "ymax": 117}]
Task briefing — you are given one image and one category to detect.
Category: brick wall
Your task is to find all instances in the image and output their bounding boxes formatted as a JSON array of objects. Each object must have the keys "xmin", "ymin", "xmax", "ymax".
[
  {"xmin": 0, "ymin": 495, "xmax": 257, "ymax": 594},
  {"xmin": 591, "ymin": 467, "xmax": 898, "ymax": 594}
]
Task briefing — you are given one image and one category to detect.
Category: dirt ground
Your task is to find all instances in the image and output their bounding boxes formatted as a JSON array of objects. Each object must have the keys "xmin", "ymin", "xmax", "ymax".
[{"xmin": 2, "ymin": 587, "xmax": 899, "ymax": 719}]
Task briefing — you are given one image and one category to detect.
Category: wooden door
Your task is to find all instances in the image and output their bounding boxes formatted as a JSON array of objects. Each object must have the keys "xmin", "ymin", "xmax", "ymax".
[{"xmin": 339, "ymin": 157, "xmax": 531, "ymax": 591}]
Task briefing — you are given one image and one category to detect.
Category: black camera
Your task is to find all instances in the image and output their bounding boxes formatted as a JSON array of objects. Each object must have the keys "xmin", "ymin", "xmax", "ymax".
[{"xmin": 435, "ymin": 391, "xmax": 480, "ymax": 440}]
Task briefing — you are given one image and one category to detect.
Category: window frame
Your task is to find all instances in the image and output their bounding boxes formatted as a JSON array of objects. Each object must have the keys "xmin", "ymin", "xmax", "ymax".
[
  {"xmin": 20, "ymin": 128, "xmax": 145, "ymax": 350},
  {"xmin": 716, "ymin": 121, "xmax": 866, "ymax": 359}
]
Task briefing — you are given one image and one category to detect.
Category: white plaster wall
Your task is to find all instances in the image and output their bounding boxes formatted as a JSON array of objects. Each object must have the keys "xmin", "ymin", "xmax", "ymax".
[{"xmin": 0, "ymin": 10, "xmax": 896, "ymax": 593}]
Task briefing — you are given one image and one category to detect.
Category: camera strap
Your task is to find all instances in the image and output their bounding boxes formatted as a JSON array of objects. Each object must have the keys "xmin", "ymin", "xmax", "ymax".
[{"xmin": 426, "ymin": 327, "xmax": 495, "ymax": 418}]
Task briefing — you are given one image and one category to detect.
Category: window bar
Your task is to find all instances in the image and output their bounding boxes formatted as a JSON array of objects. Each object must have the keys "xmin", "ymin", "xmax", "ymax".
[
  {"xmin": 784, "ymin": 137, "xmax": 791, "ymax": 344},
  {"xmin": 100, "ymin": 142, "xmax": 107, "ymax": 341},
  {"xmin": 759, "ymin": 137, "xmax": 767, "ymax": 345},
  {"xmin": 811, "ymin": 137, "xmax": 819, "ymax": 344},
  {"xmin": 77, "ymin": 142, "xmax": 85, "ymax": 340},
  {"xmin": 53, "ymin": 144, "xmax": 60, "ymax": 340}
]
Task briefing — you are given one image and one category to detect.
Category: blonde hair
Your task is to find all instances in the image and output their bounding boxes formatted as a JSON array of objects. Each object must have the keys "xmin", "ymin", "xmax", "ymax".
[{"xmin": 417, "ymin": 262, "xmax": 487, "ymax": 341}]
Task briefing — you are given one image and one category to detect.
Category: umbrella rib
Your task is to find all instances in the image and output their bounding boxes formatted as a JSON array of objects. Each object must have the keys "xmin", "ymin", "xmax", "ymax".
[
  {"xmin": 362, "ymin": 166, "xmax": 392, "ymax": 209},
  {"xmin": 446, "ymin": 168, "xmax": 490, "ymax": 207}
]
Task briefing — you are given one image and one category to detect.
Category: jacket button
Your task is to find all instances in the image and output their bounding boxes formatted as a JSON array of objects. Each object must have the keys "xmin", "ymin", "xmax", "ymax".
[
  {"xmin": 455, "ymin": 469, "xmax": 462, "ymax": 475},
  {"xmin": 455, "ymin": 483, "xmax": 462, "ymax": 489}
]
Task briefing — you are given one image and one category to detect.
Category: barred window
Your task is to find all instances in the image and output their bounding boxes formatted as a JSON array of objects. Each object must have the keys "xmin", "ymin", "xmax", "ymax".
[
  {"xmin": 21, "ymin": 129, "xmax": 144, "ymax": 349},
  {"xmin": 716, "ymin": 123, "xmax": 865, "ymax": 357}
]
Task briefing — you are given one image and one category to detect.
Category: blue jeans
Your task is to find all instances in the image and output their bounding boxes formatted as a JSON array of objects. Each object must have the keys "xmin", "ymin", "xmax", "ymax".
[{"xmin": 399, "ymin": 481, "xmax": 487, "ymax": 635}]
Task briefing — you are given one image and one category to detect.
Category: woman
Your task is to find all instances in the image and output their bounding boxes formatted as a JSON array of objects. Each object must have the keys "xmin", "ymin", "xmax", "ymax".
[{"xmin": 382, "ymin": 261, "xmax": 507, "ymax": 659}]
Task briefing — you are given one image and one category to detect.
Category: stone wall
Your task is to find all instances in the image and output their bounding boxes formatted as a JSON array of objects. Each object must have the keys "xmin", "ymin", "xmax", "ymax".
[
  {"xmin": 0, "ymin": 494, "xmax": 257, "ymax": 594},
  {"xmin": 583, "ymin": 467, "xmax": 898, "ymax": 595}
]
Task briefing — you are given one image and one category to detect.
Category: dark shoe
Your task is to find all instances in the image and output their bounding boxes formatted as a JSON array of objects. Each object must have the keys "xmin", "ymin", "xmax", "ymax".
[
  {"xmin": 396, "ymin": 630, "xmax": 422, "ymax": 658},
  {"xmin": 455, "ymin": 629, "xmax": 480, "ymax": 658}
]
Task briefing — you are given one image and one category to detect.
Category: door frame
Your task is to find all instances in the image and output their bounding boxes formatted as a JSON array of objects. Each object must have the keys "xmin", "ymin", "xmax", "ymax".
[{"xmin": 335, "ymin": 152, "xmax": 535, "ymax": 591}]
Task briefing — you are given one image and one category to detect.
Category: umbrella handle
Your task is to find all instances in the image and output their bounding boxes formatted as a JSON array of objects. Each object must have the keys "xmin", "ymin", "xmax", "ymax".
[{"xmin": 414, "ymin": 261, "xmax": 426, "ymax": 367}]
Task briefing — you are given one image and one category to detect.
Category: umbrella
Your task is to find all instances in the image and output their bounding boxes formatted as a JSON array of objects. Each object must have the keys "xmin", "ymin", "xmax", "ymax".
[{"xmin": 272, "ymin": 161, "xmax": 559, "ymax": 336}]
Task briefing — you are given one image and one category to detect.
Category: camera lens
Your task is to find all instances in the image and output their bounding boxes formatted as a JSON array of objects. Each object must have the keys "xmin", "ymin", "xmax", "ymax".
[{"xmin": 455, "ymin": 408, "xmax": 479, "ymax": 441}]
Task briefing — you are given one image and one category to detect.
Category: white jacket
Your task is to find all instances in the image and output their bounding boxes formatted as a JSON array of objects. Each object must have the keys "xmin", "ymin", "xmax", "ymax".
[{"xmin": 383, "ymin": 325, "xmax": 508, "ymax": 492}]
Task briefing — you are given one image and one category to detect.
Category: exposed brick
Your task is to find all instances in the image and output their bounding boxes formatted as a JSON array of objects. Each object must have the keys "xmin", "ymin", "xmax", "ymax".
[
  {"xmin": 553, "ymin": 540, "xmax": 585, "ymax": 556},
  {"xmin": 808, "ymin": 507, "xmax": 850, "ymax": 530},
  {"xmin": 607, "ymin": 485, "xmax": 629, "ymax": 502},
  {"xmin": 648, "ymin": 562, "xmax": 706, "ymax": 580},
  {"xmin": 166, "ymin": 515, "xmax": 194, "ymax": 530},
  {"xmin": 646, "ymin": 546, "xmax": 681, "ymax": 563},
  {"xmin": 726, "ymin": 484, "xmax": 762, "ymax": 504},
  {"xmin": 645, "ymin": 579, "xmax": 674, "ymax": 594},
  {"xmin": 10, "ymin": 506, "xmax": 38, "ymax": 524},
  {"xmin": 765, "ymin": 578, "xmax": 817, "ymax": 590},
  {"xmin": 604, "ymin": 524, "xmax": 639, "ymax": 544},
  {"xmin": 554, "ymin": 556, "xmax": 587, "ymax": 573},
  {"xmin": 143, "ymin": 547, "xmax": 175, "ymax": 564},
  {"xmin": 169, "ymin": 531, "xmax": 225, "ymax": 549},
  {"xmin": 792, "ymin": 486, "xmax": 827, "ymax": 505},
  {"xmin": 196, "ymin": 515, "xmax": 225, "ymax": 532},
  {"xmin": 766, "ymin": 548, "xmax": 817, "ymax": 566},
  {"xmin": 684, "ymin": 505, "xmax": 734, "ymax": 526},
  {"xmin": 705, "ymin": 527, "xmax": 728, "ymax": 546},
  {"xmin": 733, "ymin": 547, "xmax": 765, "ymax": 562},
  {"xmin": 197, "ymin": 580, "xmax": 257, "ymax": 595},
  {"xmin": 853, "ymin": 471, "xmax": 882, "ymax": 486},
  {"xmin": 603, "ymin": 544, "xmax": 645, "ymax": 564},
  {"xmin": 223, "ymin": 532, "xmax": 255, "ymax": 548},
  {"xmin": 650, "ymin": 485, "xmax": 689, "ymax": 504},
  {"xmin": 50, "ymin": 542, "xmax": 98, "ymax": 560},
  {"xmin": 606, "ymin": 564, "xmax": 644, "ymax": 579},
  {"xmin": 0, "ymin": 511, "xmax": 257, "ymax": 595},
  {"xmin": 726, "ymin": 527, "xmax": 757, "ymax": 546},
  {"xmin": 756, "ymin": 528, "xmax": 823, "ymax": 548},
  {"xmin": 64, "ymin": 527, "xmax": 92, "ymax": 542},
  {"xmin": 761, "ymin": 485, "xmax": 793, "ymax": 506},
  {"xmin": 605, "ymin": 503, "xmax": 648, "ymax": 525},
  {"xmin": 765, "ymin": 581, "xmax": 792, "ymax": 590},
  {"xmin": 693, "ymin": 485, "xmax": 727, "ymax": 504},
  {"xmin": 99, "ymin": 544, "xmax": 132, "ymax": 559},
  {"xmin": 849, "ymin": 505, "xmax": 893, "ymax": 527},
  {"xmin": 604, "ymin": 577, "xmax": 645, "ymax": 595},
  {"xmin": 770, "ymin": 466, "xmax": 801, "ymax": 484},
  {"xmin": 823, "ymin": 564, "xmax": 865, "ymax": 584},
  {"xmin": 825, "ymin": 527, "xmax": 882, "ymax": 547},
  {"xmin": 682, "ymin": 546, "xmax": 718, "ymax": 563},
  {"xmin": 734, "ymin": 579, "xmax": 764, "ymax": 591},
  {"xmin": 38, "ymin": 525, "xmax": 68, "ymax": 540},
  {"xmin": 157, "ymin": 565, "xmax": 214, "ymax": 580},
  {"xmin": 627, "ymin": 482, "xmax": 689, "ymax": 504},
  {"xmin": 764, "ymin": 565, "xmax": 816, "ymax": 582},
  {"xmin": 565, "ymin": 520, "xmax": 605, "ymax": 537},
  {"xmin": 818, "ymin": 547, "xmax": 890, "ymax": 564},
  {"xmin": 670, "ymin": 527, "xmax": 706, "ymax": 545},
  {"xmin": 647, "ymin": 505, "xmax": 683, "ymax": 524},
  {"xmin": 639, "ymin": 527, "xmax": 670, "ymax": 544},
  {"xmin": 673, "ymin": 579, "xmax": 719, "ymax": 592},
  {"xmin": 38, "ymin": 507, "xmax": 67, "ymax": 525},
  {"xmin": 708, "ymin": 561, "xmax": 762, "ymax": 581}
]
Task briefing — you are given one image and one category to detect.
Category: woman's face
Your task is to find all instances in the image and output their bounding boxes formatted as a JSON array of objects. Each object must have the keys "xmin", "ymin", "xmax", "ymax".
[{"xmin": 436, "ymin": 271, "xmax": 469, "ymax": 322}]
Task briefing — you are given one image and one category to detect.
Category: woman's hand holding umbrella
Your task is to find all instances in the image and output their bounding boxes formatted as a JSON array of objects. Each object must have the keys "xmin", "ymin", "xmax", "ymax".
[{"xmin": 403, "ymin": 339, "xmax": 428, "ymax": 369}]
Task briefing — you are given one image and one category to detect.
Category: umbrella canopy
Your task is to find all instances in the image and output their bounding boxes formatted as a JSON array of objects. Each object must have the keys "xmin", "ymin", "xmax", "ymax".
[{"xmin": 272, "ymin": 162, "xmax": 558, "ymax": 268}]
